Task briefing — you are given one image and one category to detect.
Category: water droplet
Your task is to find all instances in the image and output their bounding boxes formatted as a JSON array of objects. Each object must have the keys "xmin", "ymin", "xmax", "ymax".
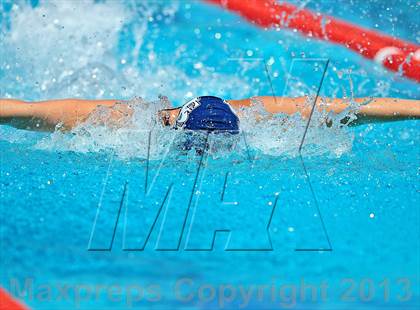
[
  {"xmin": 194, "ymin": 62, "xmax": 203, "ymax": 69},
  {"xmin": 267, "ymin": 57, "xmax": 275, "ymax": 66}
]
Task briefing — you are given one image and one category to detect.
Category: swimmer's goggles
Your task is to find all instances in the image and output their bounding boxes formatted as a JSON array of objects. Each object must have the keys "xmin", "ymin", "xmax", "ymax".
[{"xmin": 158, "ymin": 108, "xmax": 179, "ymax": 127}]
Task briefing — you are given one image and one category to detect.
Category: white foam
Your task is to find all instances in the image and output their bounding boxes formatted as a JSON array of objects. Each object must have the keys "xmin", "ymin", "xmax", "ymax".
[
  {"xmin": 4, "ymin": 0, "xmax": 128, "ymax": 98},
  {"xmin": 238, "ymin": 97, "xmax": 355, "ymax": 158},
  {"xmin": 2, "ymin": 1, "xmax": 355, "ymax": 159},
  {"xmin": 35, "ymin": 96, "xmax": 355, "ymax": 159}
]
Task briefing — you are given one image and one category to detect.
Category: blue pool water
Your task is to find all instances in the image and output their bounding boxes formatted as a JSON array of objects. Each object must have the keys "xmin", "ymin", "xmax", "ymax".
[{"xmin": 1, "ymin": 0, "xmax": 419, "ymax": 309}]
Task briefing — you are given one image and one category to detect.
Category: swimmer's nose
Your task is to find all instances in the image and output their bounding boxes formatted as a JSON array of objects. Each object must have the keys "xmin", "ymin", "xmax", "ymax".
[
  {"xmin": 158, "ymin": 107, "xmax": 182, "ymax": 127},
  {"xmin": 157, "ymin": 109, "xmax": 173, "ymax": 127}
]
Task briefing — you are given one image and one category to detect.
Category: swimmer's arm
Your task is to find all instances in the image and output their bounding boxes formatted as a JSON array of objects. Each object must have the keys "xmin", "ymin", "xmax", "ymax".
[
  {"xmin": 228, "ymin": 97, "xmax": 420, "ymax": 125},
  {"xmin": 0, "ymin": 98, "xmax": 122, "ymax": 131}
]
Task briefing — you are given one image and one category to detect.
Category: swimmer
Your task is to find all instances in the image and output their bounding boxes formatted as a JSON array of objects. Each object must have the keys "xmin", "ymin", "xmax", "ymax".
[{"xmin": 0, "ymin": 96, "xmax": 419, "ymax": 133}]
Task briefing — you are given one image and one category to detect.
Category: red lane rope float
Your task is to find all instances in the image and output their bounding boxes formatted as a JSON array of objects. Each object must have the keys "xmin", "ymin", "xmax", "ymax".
[
  {"xmin": 205, "ymin": 0, "xmax": 420, "ymax": 82},
  {"xmin": 0, "ymin": 287, "xmax": 27, "ymax": 310}
]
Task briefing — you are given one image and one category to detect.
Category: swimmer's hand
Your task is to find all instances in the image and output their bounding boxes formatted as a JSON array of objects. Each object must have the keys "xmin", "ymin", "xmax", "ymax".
[
  {"xmin": 2, "ymin": 96, "xmax": 419, "ymax": 132},
  {"xmin": 228, "ymin": 96, "xmax": 420, "ymax": 125},
  {"xmin": 0, "ymin": 99, "xmax": 127, "ymax": 131}
]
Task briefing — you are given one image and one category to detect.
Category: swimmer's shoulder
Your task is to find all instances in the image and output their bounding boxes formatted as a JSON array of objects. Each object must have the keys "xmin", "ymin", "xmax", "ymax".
[{"xmin": 226, "ymin": 98, "xmax": 252, "ymax": 109}]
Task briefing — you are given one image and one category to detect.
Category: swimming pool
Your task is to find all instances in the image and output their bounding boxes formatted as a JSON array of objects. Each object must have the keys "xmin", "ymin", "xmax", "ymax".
[{"xmin": 1, "ymin": 0, "xmax": 419, "ymax": 309}]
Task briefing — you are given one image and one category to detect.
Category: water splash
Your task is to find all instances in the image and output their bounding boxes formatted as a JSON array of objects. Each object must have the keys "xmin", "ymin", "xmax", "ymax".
[
  {"xmin": 36, "ymin": 97, "xmax": 176, "ymax": 159},
  {"xmin": 1, "ymin": 0, "xmax": 129, "ymax": 98},
  {"xmin": 2, "ymin": 0, "xmax": 357, "ymax": 159},
  {"xmin": 35, "ymin": 96, "xmax": 355, "ymax": 159},
  {"xmin": 0, "ymin": 0, "xmax": 245, "ymax": 101},
  {"xmin": 238, "ymin": 96, "xmax": 355, "ymax": 157}
]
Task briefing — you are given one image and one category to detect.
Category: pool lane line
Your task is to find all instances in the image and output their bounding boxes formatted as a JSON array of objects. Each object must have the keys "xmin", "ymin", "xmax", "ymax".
[{"xmin": 206, "ymin": 0, "xmax": 420, "ymax": 83}]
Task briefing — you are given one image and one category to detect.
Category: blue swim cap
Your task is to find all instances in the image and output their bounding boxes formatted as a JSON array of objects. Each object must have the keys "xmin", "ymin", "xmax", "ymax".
[{"xmin": 174, "ymin": 96, "xmax": 240, "ymax": 134}]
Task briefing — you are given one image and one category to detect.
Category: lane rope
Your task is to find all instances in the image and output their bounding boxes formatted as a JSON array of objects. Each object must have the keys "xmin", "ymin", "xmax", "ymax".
[
  {"xmin": 0, "ymin": 287, "xmax": 27, "ymax": 310},
  {"xmin": 205, "ymin": 0, "xmax": 420, "ymax": 82}
]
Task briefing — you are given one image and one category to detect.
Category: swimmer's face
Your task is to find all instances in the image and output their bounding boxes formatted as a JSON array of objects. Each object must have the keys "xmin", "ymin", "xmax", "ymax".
[{"xmin": 158, "ymin": 108, "xmax": 181, "ymax": 127}]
